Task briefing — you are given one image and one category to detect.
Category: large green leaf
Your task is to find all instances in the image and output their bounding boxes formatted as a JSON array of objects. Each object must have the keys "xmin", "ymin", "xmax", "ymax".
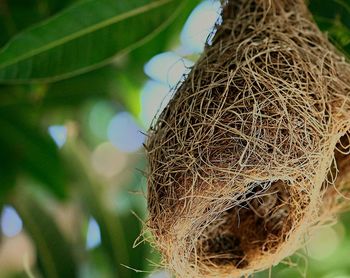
[
  {"xmin": 13, "ymin": 192, "xmax": 77, "ymax": 278},
  {"xmin": 309, "ymin": 0, "xmax": 350, "ymax": 56},
  {"xmin": 0, "ymin": 0, "xmax": 77, "ymax": 48},
  {"xmin": 0, "ymin": 0, "xmax": 187, "ymax": 83}
]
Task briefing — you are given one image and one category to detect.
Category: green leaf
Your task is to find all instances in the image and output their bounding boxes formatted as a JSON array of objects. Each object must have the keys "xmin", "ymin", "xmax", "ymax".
[
  {"xmin": 0, "ymin": 0, "xmax": 187, "ymax": 83},
  {"xmin": 0, "ymin": 109, "xmax": 67, "ymax": 198},
  {"xmin": 0, "ymin": 0, "xmax": 77, "ymax": 48},
  {"xmin": 44, "ymin": 66, "xmax": 119, "ymax": 106},
  {"xmin": 93, "ymin": 209, "xmax": 131, "ymax": 277},
  {"xmin": 0, "ymin": 144, "xmax": 17, "ymax": 199},
  {"xmin": 62, "ymin": 141, "xmax": 133, "ymax": 277},
  {"xmin": 309, "ymin": 0, "xmax": 350, "ymax": 57},
  {"xmin": 119, "ymin": 212, "xmax": 154, "ymax": 277},
  {"xmin": 0, "ymin": 66, "xmax": 124, "ymax": 110},
  {"xmin": 62, "ymin": 140, "xmax": 159, "ymax": 277},
  {"xmin": 13, "ymin": 193, "xmax": 77, "ymax": 278}
]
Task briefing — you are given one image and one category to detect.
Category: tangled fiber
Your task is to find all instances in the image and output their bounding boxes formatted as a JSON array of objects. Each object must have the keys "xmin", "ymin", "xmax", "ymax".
[{"xmin": 146, "ymin": 0, "xmax": 350, "ymax": 276}]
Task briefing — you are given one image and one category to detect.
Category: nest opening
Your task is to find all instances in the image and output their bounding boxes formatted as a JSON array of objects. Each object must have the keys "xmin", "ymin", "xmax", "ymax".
[
  {"xmin": 197, "ymin": 180, "xmax": 296, "ymax": 269},
  {"xmin": 334, "ymin": 132, "xmax": 350, "ymax": 173},
  {"xmin": 329, "ymin": 132, "xmax": 350, "ymax": 195}
]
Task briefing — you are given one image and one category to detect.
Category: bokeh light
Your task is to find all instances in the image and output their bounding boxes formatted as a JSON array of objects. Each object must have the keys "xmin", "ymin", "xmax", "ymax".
[
  {"xmin": 307, "ymin": 226, "xmax": 340, "ymax": 260},
  {"xmin": 107, "ymin": 112, "xmax": 145, "ymax": 153},
  {"xmin": 48, "ymin": 125, "xmax": 67, "ymax": 148},
  {"xmin": 180, "ymin": 0, "xmax": 221, "ymax": 53},
  {"xmin": 144, "ymin": 51, "xmax": 193, "ymax": 87},
  {"xmin": 91, "ymin": 142, "xmax": 127, "ymax": 178},
  {"xmin": 323, "ymin": 274, "xmax": 350, "ymax": 278},
  {"xmin": 89, "ymin": 101, "xmax": 115, "ymax": 140},
  {"xmin": 148, "ymin": 270, "xmax": 172, "ymax": 278},
  {"xmin": 86, "ymin": 217, "xmax": 101, "ymax": 250},
  {"xmin": 140, "ymin": 80, "xmax": 172, "ymax": 128},
  {"xmin": 0, "ymin": 233, "xmax": 35, "ymax": 275},
  {"xmin": 1, "ymin": 206, "xmax": 23, "ymax": 238}
]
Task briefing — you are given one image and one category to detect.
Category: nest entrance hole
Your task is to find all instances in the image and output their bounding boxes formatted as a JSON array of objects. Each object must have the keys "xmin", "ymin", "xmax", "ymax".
[
  {"xmin": 334, "ymin": 132, "xmax": 350, "ymax": 178},
  {"xmin": 328, "ymin": 131, "xmax": 350, "ymax": 197},
  {"xmin": 197, "ymin": 180, "xmax": 295, "ymax": 268}
]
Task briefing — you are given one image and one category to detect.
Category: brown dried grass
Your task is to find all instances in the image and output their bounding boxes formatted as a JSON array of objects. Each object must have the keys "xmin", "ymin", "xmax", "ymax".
[{"xmin": 146, "ymin": 0, "xmax": 350, "ymax": 276}]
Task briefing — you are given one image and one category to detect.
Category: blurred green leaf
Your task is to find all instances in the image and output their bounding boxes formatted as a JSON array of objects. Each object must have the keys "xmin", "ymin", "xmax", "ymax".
[
  {"xmin": 94, "ymin": 209, "xmax": 131, "ymax": 277},
  {"xmin": 0, "ymin": 109, "xmax": 67, "ymax": 198},
  {"xmin": 13, "ymin": 192, "xmax": 77, "ymax": 278},
  {"xmin": 0, "ymin": 66, "xmax": 127, "ymax": 111},
  {"xmin": 44, "ymin": 66, "xmax": 141, "ymax": 115},
  {"xmin": 3, "ymin": 272, "xmax": 31, "ymax": 278},
  {"xmin": 0, "ymin": 0, "xmax": 188, "ymax": 83},
  {"xmin": 309, "ymin": 0, "xmax": 350, "ymax": 56},
  {"xmin": 44, "ymin": 66, "xmax": 119, "ymax": 107},
  {"xmin": 0, "ymin": 0, "xmax": 77, "ymax": 47},
  {"xmin": 63, "ymin": 141, "xmax": 133, "ymax": 277},
  {"xmin": 119, "ymin": 212, "xmax": 154, "ymax": 277},
  {"xmin": 63, "ymin": 139, "xmax": 159, "ymax": 277},
  {"xmin": 0, "ymin": 145, "xmax": 17, "ymax": 199}
]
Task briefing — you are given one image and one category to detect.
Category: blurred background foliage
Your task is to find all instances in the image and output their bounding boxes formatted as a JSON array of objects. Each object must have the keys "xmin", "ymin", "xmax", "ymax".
[{"xmin": 0, "ymin": 0, "xmax": 350, "ymax": 277}]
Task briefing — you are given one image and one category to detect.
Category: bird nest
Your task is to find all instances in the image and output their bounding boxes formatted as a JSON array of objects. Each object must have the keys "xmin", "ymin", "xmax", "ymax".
[{"xmin": 146, "ymin": 0, "xmax": 350, "ymax": 276}]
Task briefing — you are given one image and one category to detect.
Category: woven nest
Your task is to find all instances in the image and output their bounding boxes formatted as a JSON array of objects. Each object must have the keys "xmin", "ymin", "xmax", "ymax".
[{"xmin": 146, "ymin": 0, "xmax": 350, "ymax": 277}]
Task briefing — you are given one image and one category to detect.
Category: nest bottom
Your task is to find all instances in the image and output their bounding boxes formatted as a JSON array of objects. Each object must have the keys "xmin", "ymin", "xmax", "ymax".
[
  {"xmin": 194, "ymin": 133, "xmax": 350, "ymax": 273},
  {"xmin": 196, "ymin": 180, "xmax": 309, "ymax": 270}
]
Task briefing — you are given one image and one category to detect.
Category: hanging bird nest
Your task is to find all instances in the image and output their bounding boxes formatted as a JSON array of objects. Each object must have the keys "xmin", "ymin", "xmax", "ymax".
[{"xmin": 146, "ymin": 0, "xmax": 350, "ymax": 277}]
